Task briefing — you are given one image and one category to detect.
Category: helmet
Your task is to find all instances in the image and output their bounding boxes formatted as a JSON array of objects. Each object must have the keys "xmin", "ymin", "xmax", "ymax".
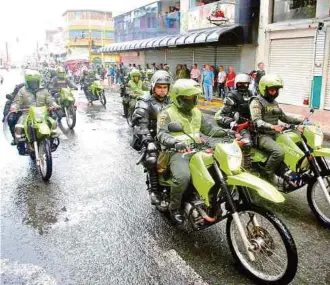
[
  {"xmin": 146, "ymin": 69, "xmax": 154, "ymax": 80},
  {"xmin": 151, "ymin": 70, "xmax": 172, "ymax": 90},
  {"xmin": 259, "ymin": 74, "xmax": 283, "ymax": 101},
  {"xmin": 171, "ymin": 79, "xmax": 201, "ymax": 113},
  {"xmin": 130, "ymin": 69, "xmax": 141, "ymax": 80},
  {"xmin": 57, "ymin": 66, "xmax": 66, "ymax": 79},
  {"xmin": 24, "ymin": 69, "xmax": 41, "ymax": 91},
  {"xmin": 235, "ymin": 73, "xmax": 250, "ymax": 91}
]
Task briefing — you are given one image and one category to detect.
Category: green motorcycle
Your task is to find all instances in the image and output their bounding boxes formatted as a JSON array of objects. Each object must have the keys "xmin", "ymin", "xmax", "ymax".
[
  {"xmin": 137, "ymin": 122, "xmax": 298, "ymax": 284},
  {"xmin": 56, "ymin": 88, "xmax": 77, "ymax": 129},
  {"xmin": 89, "ymin": 80, "xmax": 106, "ymax": 106},
  {"xmin": 249, "ymin": 110, "xmax": 330, "ymax": 227},
  {"xmin": 13, "ymin": 106, "xmax": 60, "ymax": 181}
]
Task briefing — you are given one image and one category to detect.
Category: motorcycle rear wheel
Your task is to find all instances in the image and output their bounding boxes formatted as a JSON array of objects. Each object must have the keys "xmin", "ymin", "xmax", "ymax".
[
  {"xmin": 226, "ymin": 204, "xmax": 297, "ymax": 285},
  {"xmin": 100, "ymin": 91, "xmax": 106, "ymax": 106},
  {"xmin": 65, "ymin": 106, "xmax": 76, "ymax": 129},
  {"xmin": 307, "ymin": 176, "xmax": 330, "ymax": 228},
  {"xmin": 38, "ymin": 139, "xmax": 53, "ymax": 181}
]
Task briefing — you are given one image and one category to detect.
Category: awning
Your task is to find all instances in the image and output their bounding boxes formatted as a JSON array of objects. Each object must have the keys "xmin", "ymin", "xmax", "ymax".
[{"xmin": 99, "ymin": 25, "xmax": 243, "ymax": 54}]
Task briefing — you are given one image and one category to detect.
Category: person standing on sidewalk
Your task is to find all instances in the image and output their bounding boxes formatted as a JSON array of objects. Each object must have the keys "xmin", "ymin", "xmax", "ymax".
[
  {"xmin": 201, "ymin": 64, "xmax": 215, "ymax": 102},
  {"xmin": 190, "ymin": 63, "xmax": 201, "ymax": 83},
  {"xmin": 256, "ymin": 62, "xmax": 266, "ymax": 85},
  {"xmin": 217, "ymin": 65, "xmax": 226, "ymax": 99},
  {"xmin": 225, "ymin": 66, "xmax": 236, "ymax": 92}
]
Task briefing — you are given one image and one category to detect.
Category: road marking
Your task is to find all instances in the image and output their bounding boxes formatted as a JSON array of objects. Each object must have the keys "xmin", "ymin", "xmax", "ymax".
[{"xmin": 147, "ymin": 233, "xmax": 208, "ymax": 285}]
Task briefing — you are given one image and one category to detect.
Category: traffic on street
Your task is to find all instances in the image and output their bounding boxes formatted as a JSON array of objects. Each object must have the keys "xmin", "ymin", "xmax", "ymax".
[{"xmin": 1, "ymin": 1, "xmax": 330, "ymax": 284}]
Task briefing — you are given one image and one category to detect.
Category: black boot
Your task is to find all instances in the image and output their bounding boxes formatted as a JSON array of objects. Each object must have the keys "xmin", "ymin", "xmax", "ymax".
[{"xmin": 169, "ymin": 209, "xmax": 185, "ymax": 225}]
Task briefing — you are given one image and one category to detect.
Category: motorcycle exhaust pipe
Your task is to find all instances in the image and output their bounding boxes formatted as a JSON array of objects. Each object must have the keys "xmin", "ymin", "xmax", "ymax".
[{"xmin": 196, "ymin": 207, "xmax": 216, "ymax": 223}]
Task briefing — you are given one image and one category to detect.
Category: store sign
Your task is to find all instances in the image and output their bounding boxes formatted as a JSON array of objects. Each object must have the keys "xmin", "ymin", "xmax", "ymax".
[{"xmin": 181, "ymin": 1, "xmax": 235, "ymax": 33}]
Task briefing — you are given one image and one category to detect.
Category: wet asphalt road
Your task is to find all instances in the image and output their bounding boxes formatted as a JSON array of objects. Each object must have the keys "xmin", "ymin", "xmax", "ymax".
[{"xmin": 0, "ymin": 70, "xmax": 330, "ymax": 285}]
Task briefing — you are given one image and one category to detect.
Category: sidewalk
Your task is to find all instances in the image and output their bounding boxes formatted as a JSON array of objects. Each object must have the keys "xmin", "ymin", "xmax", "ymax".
[{"xmin": 196, "ymin": 96, "xmax": 330, "ymax": 139}]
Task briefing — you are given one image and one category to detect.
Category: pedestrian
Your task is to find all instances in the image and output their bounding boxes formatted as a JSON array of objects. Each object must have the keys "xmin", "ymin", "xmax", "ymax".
[
  {"xmin": 176, "ymin": 64, "xmax": 184, "ymax": 79},
  {"xmin": 256, "ymin": 62, "xmax": 265, "ymax": 85},
  {"xmin": 225, "ymin": 66, "xmax": 236, "ymax": 92},
  {"xmin": 211, "ymin": 65, "xmax": 218, "ymax": 94},
  {"xmin": 202, "ymin": 64, "xmax": 215, "ymax": 102},
  {"xmin": 108, "ymin": 65, "xmax": 115, "ymax": 87},
  {"xmin": 183, "ymin": 64, "xmax": 190, "ymax": 79},
  {"xmin": 249, "ymin": 70, "xmax": 258, "ymax": 96},
  {"xmin": 190, "ymin": 63, "xmax": 201, "ymax": 83},
  {"xmin": 152, "ymin": 62, "xmax": 157, "ymax": 71},
  {"xmin": 146, "ymin": 63, "xmax": 150, "ymax": 69},
  {"xmin": 159, "ymin": 63, "xmax": 164, "ymax": 70},
  {"xmin": 217, "ymin": 65, "xmax": 226, "ymax": 99}
]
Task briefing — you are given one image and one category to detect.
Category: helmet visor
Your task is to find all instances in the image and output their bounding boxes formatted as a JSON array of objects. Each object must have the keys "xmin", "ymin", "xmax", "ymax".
[{"xmin": 177, "ymin": 95, "xmax": 198, "ymax": 112}]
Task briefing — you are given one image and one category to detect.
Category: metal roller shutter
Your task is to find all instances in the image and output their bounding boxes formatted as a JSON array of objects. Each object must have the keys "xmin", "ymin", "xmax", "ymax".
[
  {"xmin": 145, "ymin": 50, "xmax": 166, "ymax": 67},
  {"xmin": 269, "ymin": 37, "xmax": 314, "ymax": 106},
  {"xmin": 215, "ymin": 46, "xmax": 242, "ymax": 73},
  {"xmin": 324, "ymin": 51, "xmax": 330, "ymax": 110},
  {"xmin": 194, "ymin": 47, "xmax": 216, "ymax": 69},
  {"xmin": 166, "ymin": 48, "xmax": 193, "ymax": 78}
]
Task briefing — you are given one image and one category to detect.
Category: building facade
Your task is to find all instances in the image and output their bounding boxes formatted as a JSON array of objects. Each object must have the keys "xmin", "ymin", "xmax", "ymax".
[
  {"xmin": 63, "ymin": 10, "xmax": 115, "ymax": 64},
  {"xmin": 100, "ymin": 0, "xmax": 259, "ymax": 75},
  {"xmin": 257, "ymin": 0, "xmax": 330, "ymax": 109},
  {"xmin": 114, "ymin": 1, "xmax": 180, "ymax": 42}
]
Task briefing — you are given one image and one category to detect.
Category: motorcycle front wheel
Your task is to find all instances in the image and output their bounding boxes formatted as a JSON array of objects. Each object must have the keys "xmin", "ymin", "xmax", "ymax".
[
  {"xmin": 38, "ymin": 139, "xmax": 53, "ymax": 181},
  {"xmin": 65, "ymin": 106, "xmax": 76, "ymax": 129},
  {"xmin": 307, "ymin": 176, "xmax": 330, "ymax": 228},
  {"xmin": 226, "ymin": 204, "xmax": 298, "ymax": 285},
  {"xmin": 100, "ymin": 90, "xmax": 106, "ymax": 107}
]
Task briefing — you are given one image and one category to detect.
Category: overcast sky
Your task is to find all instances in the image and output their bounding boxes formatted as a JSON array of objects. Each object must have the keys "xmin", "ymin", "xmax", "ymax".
[{"xmin": 0, "ymin": 0, "xmax": 155, "ymax": 61}]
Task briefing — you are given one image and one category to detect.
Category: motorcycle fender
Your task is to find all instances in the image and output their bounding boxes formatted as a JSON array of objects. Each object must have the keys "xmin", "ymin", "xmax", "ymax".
[
  {"xmin": 226, "ymin": 172, "xmax": 285, "ymax": 203},
  {"xmin": 35, "ymin": 122, "xmax": 50, "ymax": 136},
  {"xmin": 313, "ymin": 148, "xmax": 330, "ymax": 157},
  {"xmin": 189, "ymin": 152, "xmax": 215, "ymax": 207}
]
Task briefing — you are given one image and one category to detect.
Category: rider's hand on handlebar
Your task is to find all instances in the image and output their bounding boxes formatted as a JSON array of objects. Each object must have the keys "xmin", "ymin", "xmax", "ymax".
[
  {"xmin": 175, "ymin": 142, "xmax": 190, "ymax": 153},
  {"xmin": 230, "ymin": 121, "xmax": 237, "ymax": 129},
  {"xmin": 297, "ymin": 125, "xmax": 304, "ymax": 134},
  {"xmin": 271, "ymin": 125, "xmax": 283, "ymax": 133}
]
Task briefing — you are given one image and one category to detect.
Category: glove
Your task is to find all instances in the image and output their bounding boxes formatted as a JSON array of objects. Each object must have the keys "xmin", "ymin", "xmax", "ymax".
[
  {"xmin": 142, "ymin": 134, "xmax": 153, "ymax": 146},
  {"xmin": 175, "ymin": 142, "xmax": 188, "ymax": 152}
]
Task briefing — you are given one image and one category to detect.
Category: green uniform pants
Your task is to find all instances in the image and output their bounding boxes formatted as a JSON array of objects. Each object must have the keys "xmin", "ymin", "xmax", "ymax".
[
  {"xmin": 169, "ymin": 153, "xmax": 191, "ymax": 210},
  {"xmin": 258, "ymin": 135, "xmax": 284, "ymax": 178}
]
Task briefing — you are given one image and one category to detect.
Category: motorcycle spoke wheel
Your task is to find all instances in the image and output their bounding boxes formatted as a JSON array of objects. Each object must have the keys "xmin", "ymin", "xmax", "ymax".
[
  {"xmin": 65, "ymin": 107, "xmax": 76, "ymax": 129},
  {"xmin": 38, "ymin": 139, "xmax": 53, "ymax": 181},
  {"xmin": 100, "ymin": 91, "xmax": 106, "ymax": 106},
  {"xmin": 307, "ymin": 176, "xmax": 330, "ymax": 227},
  {"xmin": 226, "ymin": 205, "xmax": 297, "ymax": 285}
]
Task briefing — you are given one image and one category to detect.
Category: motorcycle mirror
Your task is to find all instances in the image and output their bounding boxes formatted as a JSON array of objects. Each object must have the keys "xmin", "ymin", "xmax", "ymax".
[
  {"xmin": 168, "ymin": 122, "xmax": 184, "ymax": 133},
  {"xmin": 6, "ymin": 94, "xmax": 13, "ymax": 100},
  {"xmin": 310, "ymin": 108, "xmax": 315, "ymax": 113},
  {"xmin": 234, "ymin": 112, "xmax": 240, "ymax": 122}
]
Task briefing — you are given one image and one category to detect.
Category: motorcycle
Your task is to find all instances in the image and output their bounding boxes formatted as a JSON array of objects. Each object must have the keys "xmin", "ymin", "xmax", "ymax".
[
  {"xmin": 137, "ymin": 122, "xmax": 298, "ymax": 284},
  {"xmin": 89, "ymin": 80, "xmax": 106, "ymax": 106},
  {"xmin": 246, "ymin": 109, "xmax": 330, "ymax": 228},
  {"xmin": 55, "ymin": 88, "xmax": 77, "ymax": 129},
  {"xmin": 9, "ymin": 106, "xmax": 60, "ymax": 181}
]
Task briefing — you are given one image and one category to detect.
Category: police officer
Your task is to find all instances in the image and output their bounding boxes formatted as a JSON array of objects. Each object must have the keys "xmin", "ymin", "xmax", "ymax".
[
  {"xmin": 157, "ymin": 79, "xmax": 228, "ymax": 224},
  {"xmin": 2, "ymin": 83, "xmax": 25, "ymax": 144},
  {"xmin": 81, "ymin": 69, "xmax": 97, "ymax": 105},
  {"xmin": 215, "ymin": 73, "xmax": 253, "ymax": 169},
  {"xmin": 132, "ymin": 70, "xmax": 172, "ymax": 205},
  {"xmin": 48, "ymin": 67, "xmax": 78, "ymax": 99},
  {"xmin": 250, "ymin": 74, "xmax": 303, "ymax": 184}
]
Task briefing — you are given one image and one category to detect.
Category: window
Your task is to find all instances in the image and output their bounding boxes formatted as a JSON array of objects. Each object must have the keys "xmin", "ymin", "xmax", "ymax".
[
  {"xmin": 273, "ymin": 0, "xmax": 317, "ymax": 23},
  {"xmin": 75, "ymin": 12, "xmax": 82, "ymax": 19}
]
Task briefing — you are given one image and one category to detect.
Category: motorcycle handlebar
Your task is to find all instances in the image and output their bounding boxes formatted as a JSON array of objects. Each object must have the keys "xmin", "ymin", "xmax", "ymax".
[{"xmin": 136, "ymin": 148, "xmax": 147, "ymax": 165}]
